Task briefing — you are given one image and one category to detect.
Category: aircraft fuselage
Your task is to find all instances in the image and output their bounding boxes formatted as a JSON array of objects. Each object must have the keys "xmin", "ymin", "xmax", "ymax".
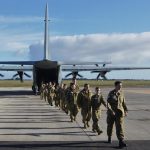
[{"xmin": 33, "ymin": 60, "xmax": 60, "ymax": 91}]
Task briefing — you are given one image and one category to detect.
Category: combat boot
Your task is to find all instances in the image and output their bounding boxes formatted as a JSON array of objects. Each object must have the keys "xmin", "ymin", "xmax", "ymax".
[
  {"xmin": 84, "ymin": 123, "xmax": 87, "ymax": 129},
  {"xmin": 108, "ymin": 136, "xmax": 112, "ymax": 143},
  {"xmin": 97, "ymin": 130, "xmax": 103, "ymax": 135},
  {"xmin": 119, "ymin": 140, "xmax": 127, "ymax": 148},
  {"xmin": 50, "ymin": 102, "xmax": 53, "ymax": 106},
  {"xmin": 70, "ymin": 116, "xmax": 73, "ymax": 122},
  {"xmin": 65, "ymin": 109, "xmax": 68, "ymax": 114},
  {"xmin": 92, "ymin": 128, "xmax": 96, "ymax": 133},
  {"xmin": 87, "ymin": 121, "xmax": 90, "ymax": 127}
]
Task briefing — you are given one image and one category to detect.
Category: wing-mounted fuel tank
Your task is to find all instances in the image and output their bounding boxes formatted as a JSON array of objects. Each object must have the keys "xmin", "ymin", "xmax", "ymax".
[{"xmin": 33, "ymin": 60, "xmax": 60, "ymax": 91}]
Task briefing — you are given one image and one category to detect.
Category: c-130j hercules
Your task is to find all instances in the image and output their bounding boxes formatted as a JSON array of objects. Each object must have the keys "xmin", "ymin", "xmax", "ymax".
[{"xmin": 0, "ymin": 4, "xmax": 150, "ymax": 91}]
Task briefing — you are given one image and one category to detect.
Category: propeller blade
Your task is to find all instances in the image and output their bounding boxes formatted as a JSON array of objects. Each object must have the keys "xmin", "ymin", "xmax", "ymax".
[
  {"xmin": 93, "ymin": 71, "xmax": 108, "ymax": 80},
  {"xmin": 12, "ymin": 73, "xmax": 18, "ymax": 78},
  {"xmin": 103, "ymin": 64, "xmax": 106, "ymax": 67},
  {"xmin": 96, "ymin": 73, "xmax": 101, "ymax": 80},
  {"xmin": 103, "ymin": 75, "xmax": 107, "ymax": 80},
  {"xmin": 0, "ymin": 74, "xmax": 4, "ymax": 77},
  {"xmin": 65, "ymin": 71, "xmax": 83, "ymax": 79},
  {"xmin": 77, "ymin": 73, "xmax": 83, "ymax": 78},
  {"xmin": 24, "ymin": 72, "xmax": 31, "ymax": 78},
  {"xmin": 65, "ymin": 73, "xmax": 73, "ymax": 78}
]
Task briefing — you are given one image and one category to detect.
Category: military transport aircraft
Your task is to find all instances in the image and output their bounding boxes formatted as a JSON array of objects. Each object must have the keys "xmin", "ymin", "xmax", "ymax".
[{"xmin": 0, "ymin": 4, "xmax": 150, "ymax": 91}]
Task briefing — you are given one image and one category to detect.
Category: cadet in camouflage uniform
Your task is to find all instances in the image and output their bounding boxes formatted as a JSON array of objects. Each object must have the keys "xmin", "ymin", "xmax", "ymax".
[
  {"xmin": 91, "ymin": 87, "xmax": 106, "ymax": 135},
  {"xmin": 61, "ymin": 84, "xmax": 67, "ymax": 111},
  {"xmin": 66, "ymin": 83, "xmax": 79, "ymax": 122},
  {"xmin": 77, "ymin": 83, "xmax": 92, "ymax": 128},
  {"xmin": 59, "ymin": 83, "xmax": 66, "ymax": 109},
  {"xmin": 40, "ymin": 83, "xmax": 45, "ymax": 100},
  {"xmin": 47, "ymin": 82, "xmax": 55, "ymax": 106},
  {"xmin": 107, "ymin": 81, "xmax": 128, "ymax": 148},
  {"xmin": 53, "ymin": 85, "xmax": 61, "ymax": 107},
  {"xmin": 43, "ymin": 83, "xmax": 48, "ymax": 102}
]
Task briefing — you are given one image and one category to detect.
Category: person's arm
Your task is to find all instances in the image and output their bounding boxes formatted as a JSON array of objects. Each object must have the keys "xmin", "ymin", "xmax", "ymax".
[
  {"xmin": 107, "ymin": 92, "xmax": 115, "ymax": 115},
  {"xmin": 101, "ymin": 95, "xmax": 107, "ymax": 108},
  {"xmin": 122, "ymin": 96, "xmax": 128, "ymax": 116},
  {"xmin": 77, "ymin": 92, "xmax": 82, "ymax": 108}
]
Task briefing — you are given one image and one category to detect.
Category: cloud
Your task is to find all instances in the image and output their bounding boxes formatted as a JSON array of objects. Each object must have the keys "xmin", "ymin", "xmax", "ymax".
[
  {"xmin": 29, "ymin": 42, "xmax": 44, "ymax": 61},
  {"xmin": 1, "ymin": 30, "xmax": 150, "ymax": 65},
  {"xmin": 1, "ymin": 31, "xmax": 150, "ymax": 79},
  {"xmin": 29, "ymin": 32, "xmax": 150, "ymax": 65},
  {"xmin": 0, "ymin": 28, "xmax": 43, "ymax": 60},
  {"xmin": 0, "ymin": 15, "xmax": 42, "ymax": 24}
]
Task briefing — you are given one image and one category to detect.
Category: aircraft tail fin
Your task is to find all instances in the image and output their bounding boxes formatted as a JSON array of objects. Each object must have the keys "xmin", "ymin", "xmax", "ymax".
[{"xmin": 44, "ymin": 3, "xmax": 50, "ymax": 60}]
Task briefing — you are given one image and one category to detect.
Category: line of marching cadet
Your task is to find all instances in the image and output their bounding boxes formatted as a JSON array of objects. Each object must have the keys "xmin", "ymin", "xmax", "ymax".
[{"xmin": 39, "ymin": 79, "xmax": 128, "ymax": 149}]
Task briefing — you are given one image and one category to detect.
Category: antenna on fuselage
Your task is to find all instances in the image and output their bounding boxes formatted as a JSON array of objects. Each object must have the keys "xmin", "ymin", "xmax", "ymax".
[{"xmin": 44, "ymin": 3, "xmax": 50, "ymax": 60}]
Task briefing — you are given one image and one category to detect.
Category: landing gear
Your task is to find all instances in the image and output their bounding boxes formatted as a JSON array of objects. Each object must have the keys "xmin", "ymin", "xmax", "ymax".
[{"xmin": 32, "ymin": 85, "xmax": 38, "ymax": 95}]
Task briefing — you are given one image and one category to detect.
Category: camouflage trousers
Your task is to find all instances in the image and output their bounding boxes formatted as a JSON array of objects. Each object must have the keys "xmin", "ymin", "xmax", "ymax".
[
  {"xmin": 107, "ymin": 114, "xmax": 125, "ymax": 140},
  {"xmin": 43, "ymin": 92, "xmax": 47, "ymax": 101},
  {"xmin": 81, "ymin": 108, "xmax": 91, "ymax": 123},
  {"xmin": 60, "ymin": 99, "xmax": 65, "ymax": 110},
  {"xmin": 54, "ymin": 97, "xmax": 60, "ymax": 107},
  {"xmin": 64, "ymin": 100, "xmax": 69, "ymax": 114},
  {"xmin": 68, "ymin": 104, "xmax": 78, "ymax": 121},
  {"xmin": 47, "ymin": 95, "xmax": 54, "ymax": 106},
  {"xmin": 92, "ymin": 110, "xmax": 101, "ymax": 132},
  {"xmin": 40, "ymin": 92, "xmax": 44, "ymax": 100}
]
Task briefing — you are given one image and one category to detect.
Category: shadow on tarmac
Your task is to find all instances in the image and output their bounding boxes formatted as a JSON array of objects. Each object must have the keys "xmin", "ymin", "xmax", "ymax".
[
  {"xmin": 0, "ymin": 141, "xmax": 114, "ymax": 150},
  {"xmin": 0, "ymin": 141, "xmax": 150, "ymax": 150},
  {"xmin": 0, "ymin": 90, "xmax": 33, "ymax": 96}
]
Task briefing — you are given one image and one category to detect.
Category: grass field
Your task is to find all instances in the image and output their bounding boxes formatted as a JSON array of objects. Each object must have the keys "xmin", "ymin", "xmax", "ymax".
[{"xmin": 0, "ymin": 79, "xmax": 150, "ymax": 87}]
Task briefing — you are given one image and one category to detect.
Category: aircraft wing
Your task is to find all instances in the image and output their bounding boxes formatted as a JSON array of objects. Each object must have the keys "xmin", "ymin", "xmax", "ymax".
[
  {"xmin": 0, "ymin": 65, "xmax": 33, "ymax": 71},
  {"xmin": 0, "ymin": 61, "xmax": 35, "ymax": 65},
  {"xmin": 62, "ymin": 65, "xmax": 150, "ymax": 79},
  {"xmin": 62, "ymin": 65, "xmax": 150, "ymax": 72},
  {"xmin": 91, "ymin": 66, "xmax": 150, "ymax": 72},
  {"xmin": 59, "ymin": 61, "xmax": 111, "ymax": 66}
]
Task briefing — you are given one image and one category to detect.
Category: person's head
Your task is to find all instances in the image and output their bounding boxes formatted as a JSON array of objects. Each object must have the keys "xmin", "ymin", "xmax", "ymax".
[
  {"xmin": 63, "ymin": 84, "xmax": 67, "ymax": 89},
  {"xmin": 114, "ymin": 81, "xmax": 122, "ymax": 91},
  {"xmin": 52, "ymin": 82, "xmax": 56, "ymax": 86},
  {"xmin": 84, "ymin": 83, "xmax": 90, "ymax": 91},
  {"xmin": 60, "ymin": 83, "xmax": 64, "ymax": 88},
  {"xmin": 56, "ymin": 84, "xmax": 59, "ymax": 89},
  {"xmin": 95, "ymin": 87, "xmax": 101, "ymax": 95},
  {"xmin": 70, "ymin": 83, "xmax": 76, "ymax": 90}
]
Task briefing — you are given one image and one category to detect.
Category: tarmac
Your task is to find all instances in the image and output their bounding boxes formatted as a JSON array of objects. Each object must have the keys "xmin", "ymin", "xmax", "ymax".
[{"xmin": 0, "ymin": 87, "xmax": 150, "ymax": 150}]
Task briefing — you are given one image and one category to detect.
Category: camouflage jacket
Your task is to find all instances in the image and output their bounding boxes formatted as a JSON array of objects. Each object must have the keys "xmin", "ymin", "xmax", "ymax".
[
  {"xmin": 107, "ymin": 89, "xmax": 128, "ymax": 117},
  {"xmin": 91, "ymin": 94, "xmax": 106, "ymax": 110},
  {"xmin": 77, "ymin": 89, "xmax": 92, "ymax": 109},
  {"xmin": 66, "ymin": 89, "xmax": 78, "ymax": 105}
]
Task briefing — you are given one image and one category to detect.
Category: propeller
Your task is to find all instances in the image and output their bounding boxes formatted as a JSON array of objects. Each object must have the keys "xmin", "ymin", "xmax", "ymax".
[
  {"xmin": 65, "ymin": 71, "xmax": 83, "ymax": 79},
  {"xmin": 92, "ymin": 63, "xmax": 108, "ymax": 80},
  {"xmin": 91, "ymin": 71, "xmax": 108, "ymax": 80},
  {"xmin": 12, "ymin": 71, "xmax": 31, "ymax": 82}
]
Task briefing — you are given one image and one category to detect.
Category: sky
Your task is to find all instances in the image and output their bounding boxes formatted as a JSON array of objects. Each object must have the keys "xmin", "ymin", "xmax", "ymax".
[{"xmin": 0, "ymin": 0, "xmax": 150, "ymax": 80}]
